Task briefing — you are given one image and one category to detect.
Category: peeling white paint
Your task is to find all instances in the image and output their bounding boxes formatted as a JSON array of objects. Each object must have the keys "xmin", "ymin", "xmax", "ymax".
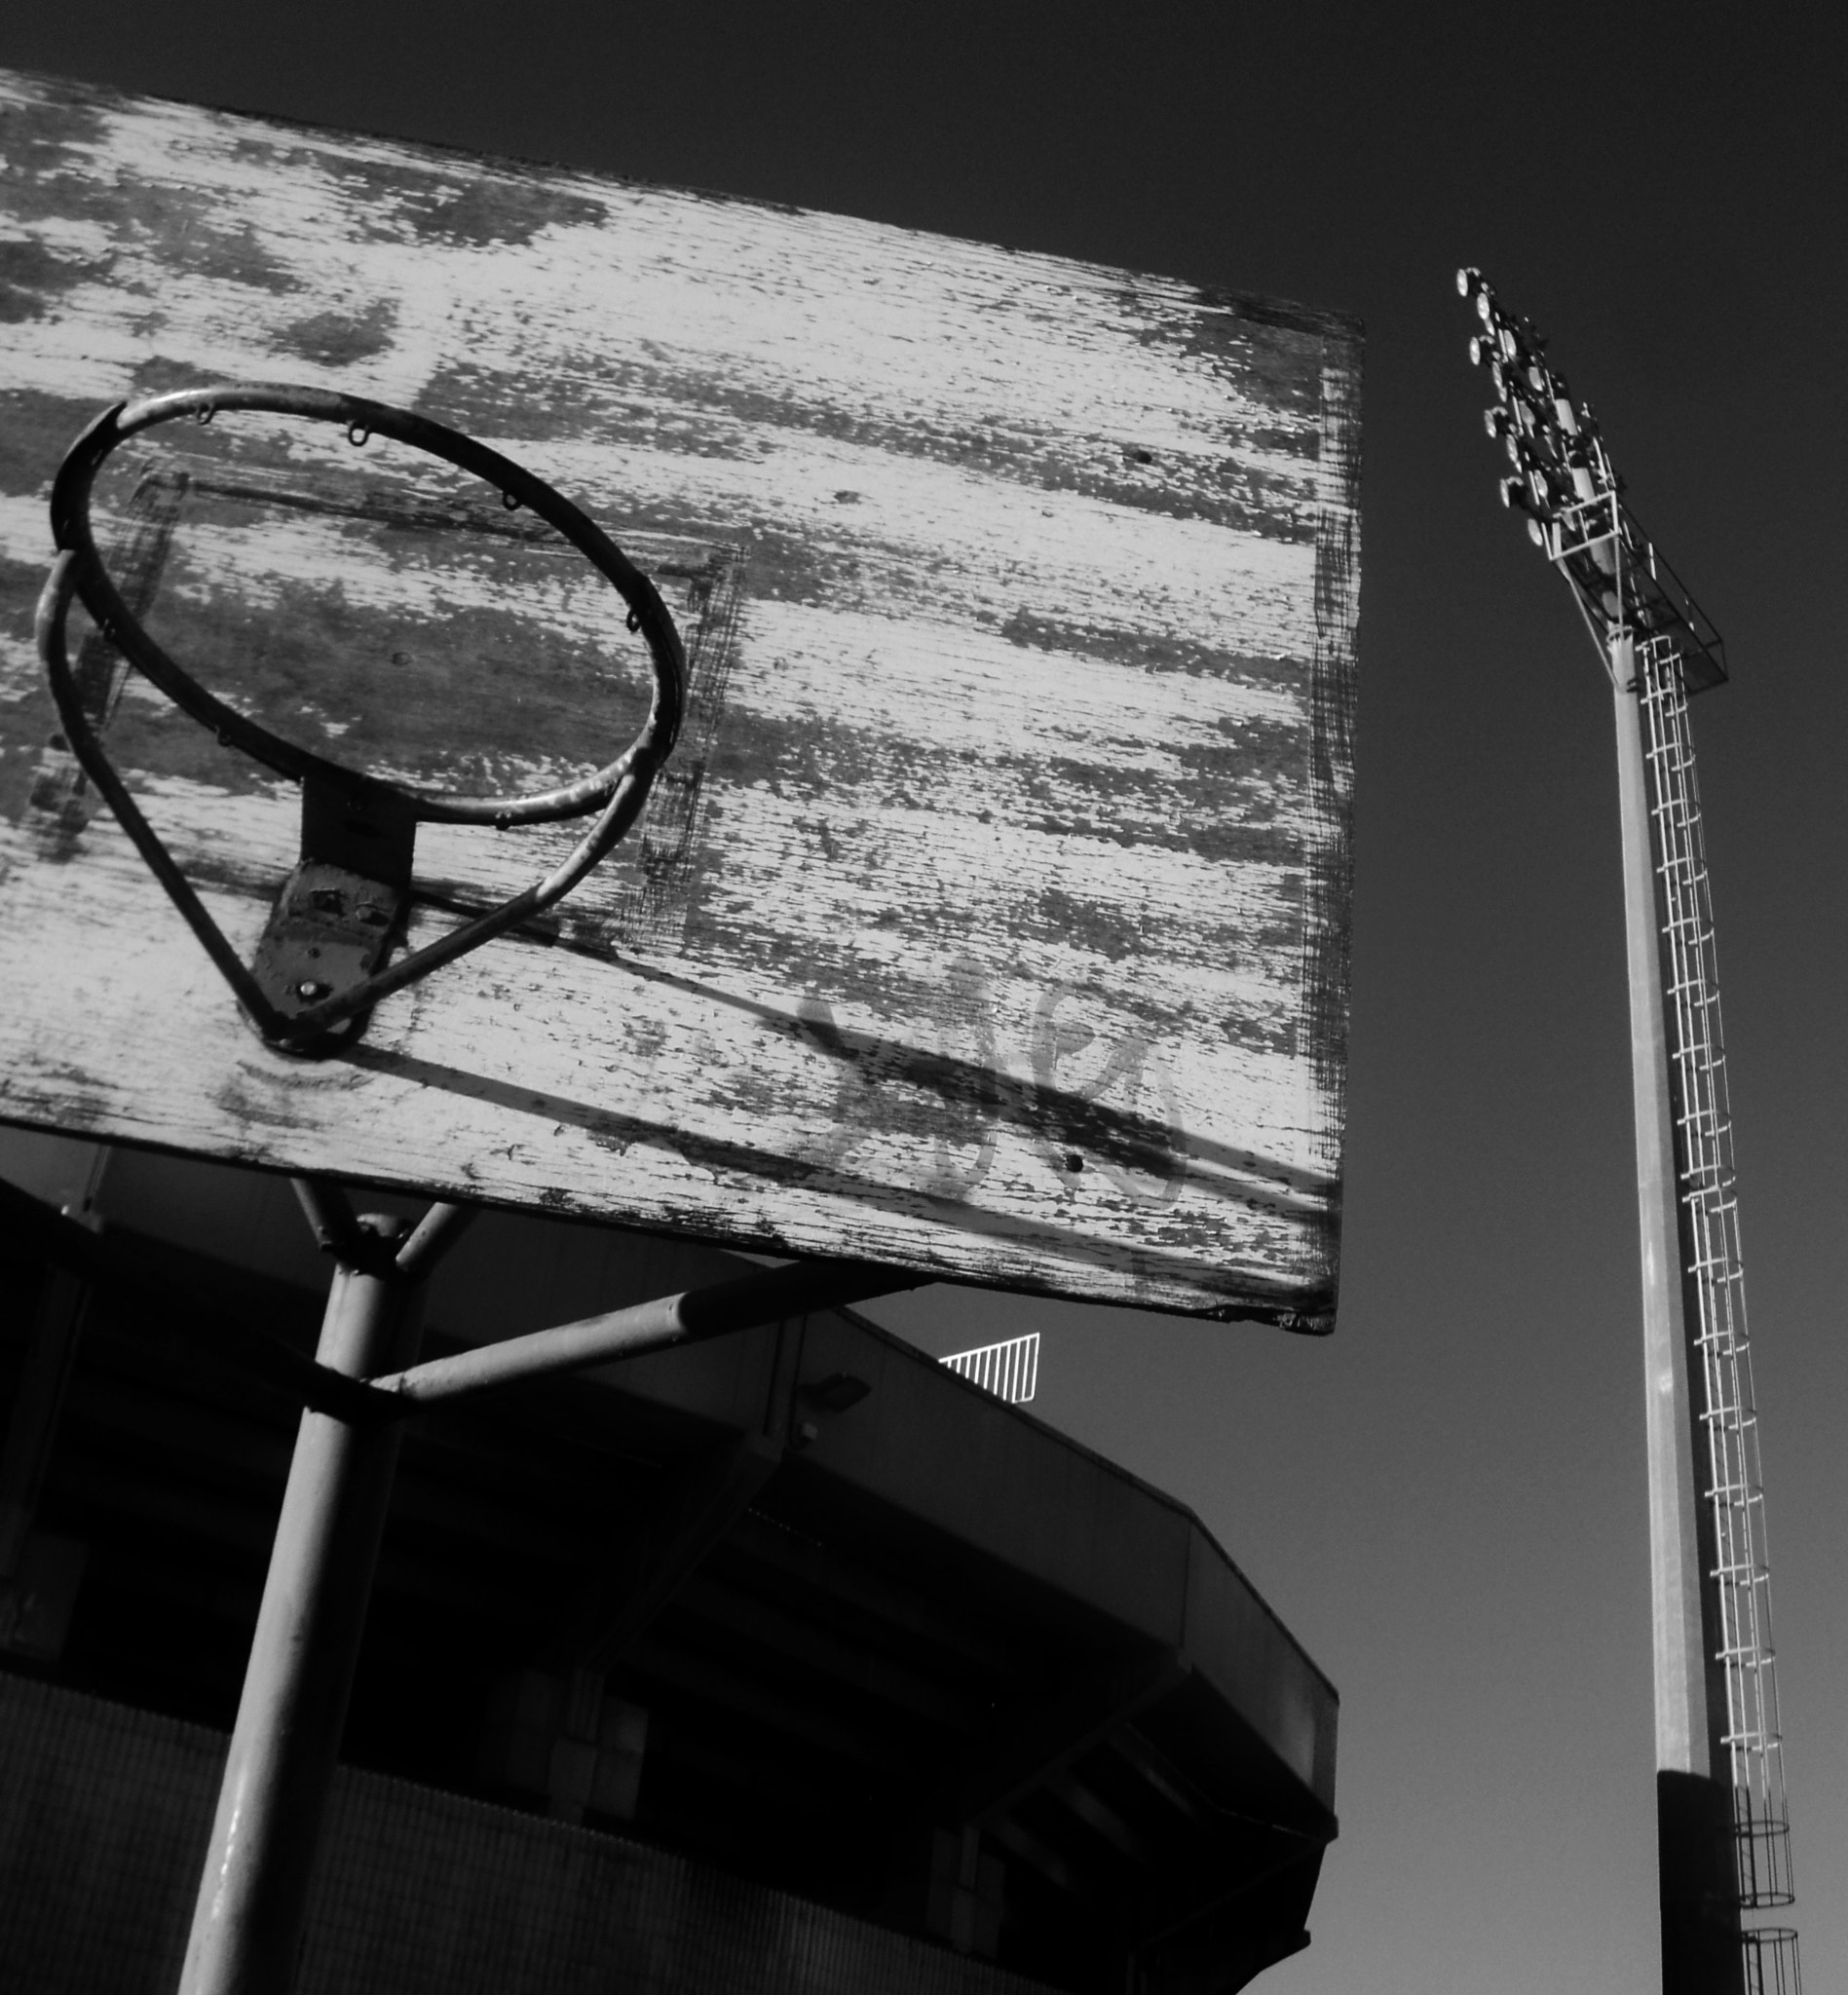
[{"xmin": 0, "ymin": 70, "xmax": 1360, "ymax": 1322}]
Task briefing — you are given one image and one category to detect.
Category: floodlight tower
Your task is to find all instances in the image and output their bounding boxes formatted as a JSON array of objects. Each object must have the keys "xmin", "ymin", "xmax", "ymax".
[{"xmin": 1456, "ymin": 270, "xmax": 1800, "ymax": 1995}]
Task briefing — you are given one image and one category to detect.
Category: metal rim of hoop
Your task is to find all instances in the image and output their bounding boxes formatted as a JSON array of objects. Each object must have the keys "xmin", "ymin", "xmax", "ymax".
[{"xmin": 36, "ymin": 384, "xmax": 688, "ymax": 1047}]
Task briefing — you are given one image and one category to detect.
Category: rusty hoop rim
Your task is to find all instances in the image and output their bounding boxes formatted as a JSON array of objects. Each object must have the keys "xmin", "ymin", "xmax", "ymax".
[
  {"xmin": 48, "ymin": 383, "xmax": 686, "ymax": 826},
  {"xmin": 37, "ymin": 545, "xmax": 671, "ymax": 1048}
]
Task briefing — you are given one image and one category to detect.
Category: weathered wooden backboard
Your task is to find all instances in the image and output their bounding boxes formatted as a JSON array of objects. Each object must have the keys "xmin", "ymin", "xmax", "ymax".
[{"xmin": 0, "ymin": 69, "xmax": 1360, "ymax": 1325}]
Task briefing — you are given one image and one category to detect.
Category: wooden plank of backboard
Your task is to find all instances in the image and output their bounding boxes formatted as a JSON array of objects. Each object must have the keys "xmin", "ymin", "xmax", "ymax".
[{"xmin": 0, "ymin": 69, "xmax": 1359, "ymax": 1325}]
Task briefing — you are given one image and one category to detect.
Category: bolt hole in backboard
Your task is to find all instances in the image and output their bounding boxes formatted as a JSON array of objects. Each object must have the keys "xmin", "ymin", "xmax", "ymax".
[{"xmin": 0, "ymin": 69, "xmax": 1361, "ymax": 1326}]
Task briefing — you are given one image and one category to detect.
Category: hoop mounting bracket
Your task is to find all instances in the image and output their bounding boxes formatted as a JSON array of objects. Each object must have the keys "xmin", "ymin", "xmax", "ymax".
[
  {"xmin": 248, "ymin": 778, "xmax": 417, "ymax": 1048},
  {"xmin": 35, "ymin": 383, "xmax": 688, "ymax": 1056}
]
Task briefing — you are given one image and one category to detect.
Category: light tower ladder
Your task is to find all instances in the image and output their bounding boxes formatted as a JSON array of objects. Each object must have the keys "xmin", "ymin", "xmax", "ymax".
[{"xmin": 1638, "ymin": 636, "xmax": 1796, "ymax": 1993}]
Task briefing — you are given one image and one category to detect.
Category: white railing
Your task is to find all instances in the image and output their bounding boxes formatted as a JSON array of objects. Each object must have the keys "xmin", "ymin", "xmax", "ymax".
[{"xmin": 941, "ymin": 1333, "xmax": 1038, "ymax": 1405}]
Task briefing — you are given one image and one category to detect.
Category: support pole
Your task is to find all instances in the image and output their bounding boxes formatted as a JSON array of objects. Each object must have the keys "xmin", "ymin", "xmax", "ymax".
[
  {"xmin": 177, "ymin": 1214, "xmax": 426, "ymax": 1995},
  {"xmin": 168, "ymin": 1198, "xmax": 910, "ymax": 1995},
  {"xmin": 1611, "ymin": 637, "xmax": 1742, "ymax": 1995}
]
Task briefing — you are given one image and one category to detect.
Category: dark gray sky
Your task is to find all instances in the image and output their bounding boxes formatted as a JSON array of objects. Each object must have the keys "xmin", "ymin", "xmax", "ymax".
[{"xmin": 4, "ymin": 6, "xmax": 1843, "ymax": 1989}]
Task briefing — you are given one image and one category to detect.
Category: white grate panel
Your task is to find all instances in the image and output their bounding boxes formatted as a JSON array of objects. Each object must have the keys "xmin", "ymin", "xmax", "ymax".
[{"xmin": 940, "ymin": 1334, "xmax": 1038, "ymax": 1405}]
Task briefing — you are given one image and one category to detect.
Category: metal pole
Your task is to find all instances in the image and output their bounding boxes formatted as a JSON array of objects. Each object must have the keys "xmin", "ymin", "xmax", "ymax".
[
  {"xmin": 177, "ymin": 1217, "xmax": 423, "ymax": 1995},
  {"xmin": 370, "ymin": 1258, "xmax": 922, "ymax": 1412},
  {"xmin": 162, "ymin": 1193, "xmax": 906, "ymax": 1991},
  {"xmin": 1612, "ymin": 637, "xmax": 1742, "ymax": 1995}
]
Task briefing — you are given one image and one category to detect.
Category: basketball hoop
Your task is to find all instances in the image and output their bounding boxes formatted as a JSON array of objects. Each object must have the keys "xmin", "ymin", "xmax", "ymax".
[{"xmin": 36, "ymin": 384, "xmax": 686, "ymax": 1053}]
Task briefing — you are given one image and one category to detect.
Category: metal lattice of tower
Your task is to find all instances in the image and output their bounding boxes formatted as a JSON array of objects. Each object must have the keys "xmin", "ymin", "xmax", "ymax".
[
  {"xmin": 1457, "ymin": 267, "xmax": 1799, "ymax": 1995},
  {"xmin": 1637, "ymin": 641, "xmax": 1795, "ymax": 1927}
]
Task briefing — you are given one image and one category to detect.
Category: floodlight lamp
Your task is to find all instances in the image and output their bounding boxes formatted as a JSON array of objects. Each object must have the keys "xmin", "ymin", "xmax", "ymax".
[
  {"xmin": 1455, "ymin": 267, "xmax": 1479, "ymax": 297},
  {"xmin": 1484, "ymin": 406, "xmax": 1513, "ymax": 439},
  {"xmin": 1468, "ymin": 335, "xmax": 1490, "ymax": 367},
  {"xmin": 1475, "ymin": 290, "xmax": 1493, "ymax": 325},
  {"xmin": 1527, "ymin": 516, "xmax": 1547, "ymax": 546}
]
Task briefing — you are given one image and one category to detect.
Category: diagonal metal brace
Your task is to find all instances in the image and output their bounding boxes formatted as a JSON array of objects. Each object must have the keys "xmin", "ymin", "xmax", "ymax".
[
  {"xmin": 2, "ymin": 1171, "xmax": 920, "ymax": 1423},
  {"xmin": 365, "ymin": 1259, "xmax": 923, "ymax": 1414}
]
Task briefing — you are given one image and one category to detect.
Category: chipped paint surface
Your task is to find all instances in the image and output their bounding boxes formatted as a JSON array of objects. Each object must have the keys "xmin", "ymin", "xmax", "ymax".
[{"xmin": 0, "ymin": 71, "xmax": 1362, "ymax": 1323}]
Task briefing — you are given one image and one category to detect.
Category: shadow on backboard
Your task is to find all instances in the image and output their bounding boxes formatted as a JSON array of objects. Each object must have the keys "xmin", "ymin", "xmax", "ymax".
[{"xmin": 336, "ymin": 1029, "xmax": 1334, "ymax": 1329}]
